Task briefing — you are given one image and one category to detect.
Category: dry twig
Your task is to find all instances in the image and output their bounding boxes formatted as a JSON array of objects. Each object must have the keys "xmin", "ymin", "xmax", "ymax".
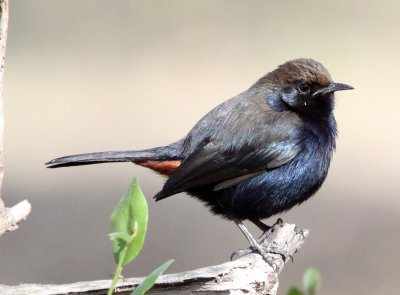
[{"xmin": 0, "ymin": 223, "xmax": 308, "ymax": 295}]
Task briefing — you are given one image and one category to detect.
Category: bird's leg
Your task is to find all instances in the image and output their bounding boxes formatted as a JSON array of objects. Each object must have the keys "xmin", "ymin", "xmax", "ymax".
[
  {"xmin": 250, "ymin": 218, "xmax": 271, "ymax": 231},
  {"xmin": 232, "ymin": 218, "xmax": 276, "ymax": 269},
  {"xmin": 251, "ymin": 218, "xmax": 293, "ymax": 262},
  {"xmin": 250, "ymin": 218, "xmax": 283, "ymax": 244}
]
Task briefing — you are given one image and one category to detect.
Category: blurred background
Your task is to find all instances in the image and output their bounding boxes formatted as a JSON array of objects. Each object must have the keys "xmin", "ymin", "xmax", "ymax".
[{"xmin": 1, "ymin": 1, "xmax": 399, "ymax": 294}]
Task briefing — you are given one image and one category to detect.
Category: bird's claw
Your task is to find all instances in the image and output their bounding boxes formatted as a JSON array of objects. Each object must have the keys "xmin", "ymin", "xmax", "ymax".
[
  {"xmin": 231, "ymin": 245, "xmax": 290, "ymax": 271},
  {"xmin": 230, "ymin": 247, "xmax": 254, "ymax": 261},
  {"xmin": 257, "ymin": 246, "xmax": 278, "ymax": 271},
  {"xmin": 262, "ymin": 244, "xmax": 294, "ymax": 263},
  {"xmin": 231, "ymin": 242, "xmax": 292, "ymax": 268},
  {"xmin": 275, "ymin": 218, "xmax": 283, "ymax": 227}
]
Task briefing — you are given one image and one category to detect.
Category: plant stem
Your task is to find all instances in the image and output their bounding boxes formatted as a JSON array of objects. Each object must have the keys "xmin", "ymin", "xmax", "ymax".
[{"xmin": 108, "ymin": 246, "xmax": 127, "ymax": 295}]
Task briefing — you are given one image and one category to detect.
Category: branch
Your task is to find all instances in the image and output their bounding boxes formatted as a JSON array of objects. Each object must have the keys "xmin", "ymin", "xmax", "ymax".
[
  {"xmin": 0, "ymin": 223, "xmax": 309, "ymax": 294},
  {"xmin": 0, "ymin": 199, "xmax": 32, "ymax": 234},
  {"xmin": 0, "ymin": 0, "xmax": 31, "ymax": 236}
]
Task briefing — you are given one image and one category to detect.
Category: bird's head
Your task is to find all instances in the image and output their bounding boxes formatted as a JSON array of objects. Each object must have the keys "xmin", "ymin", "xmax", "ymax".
[{"xmin": 254, "ymin": 58, "xmax": 353, "ymax": 116}]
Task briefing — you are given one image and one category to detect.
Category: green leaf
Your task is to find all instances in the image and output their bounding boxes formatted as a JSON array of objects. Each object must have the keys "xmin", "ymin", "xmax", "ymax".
[
  {"xmin": 303, "ymin": 267, "xmax": 321, "ymax": 295},
  {"xmin": 131, "ymin": 260, "xmax": 174, "ymax": 295},
  {"xmin": 287, "ymin": 287, "xmax": 304, "ymax": 295},
  {"xmin": 108, "ymin": 232, "xmax": 133, "ymax": 243},
  {"xmin": 110, "ymin": 178, "xmax": 148, "ymax": 266}
]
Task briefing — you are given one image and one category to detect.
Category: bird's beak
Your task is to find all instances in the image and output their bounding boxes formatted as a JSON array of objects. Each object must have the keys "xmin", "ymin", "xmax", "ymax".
[{"xmin": 313, "ymin": 82, "xmax": 354, "ymax": 97}]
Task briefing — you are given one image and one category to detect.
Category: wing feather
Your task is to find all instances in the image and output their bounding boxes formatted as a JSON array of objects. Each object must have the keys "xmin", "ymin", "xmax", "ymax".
[
  {"xmin": 154, "ymin": 140, "xmax": 301, "ymax": 200},
  {"xmin": 154, "ymin": 95, "xmax": 304, "ymax": 201}
]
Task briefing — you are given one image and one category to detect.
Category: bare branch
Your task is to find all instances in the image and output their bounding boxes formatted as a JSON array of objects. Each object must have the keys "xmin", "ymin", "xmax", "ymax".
[
  {"xmin": 0, "ymin": 199, "xmax": 32, "ymax": 233},
  {"xmin": 0, "ymin": 0, "xmax": 32, "ymax": 236},
  {"xmin": 0, "ymin": 223, "xmax": 308, "ymax": 294}
]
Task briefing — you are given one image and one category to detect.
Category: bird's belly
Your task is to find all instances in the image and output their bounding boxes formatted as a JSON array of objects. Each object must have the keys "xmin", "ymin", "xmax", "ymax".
[{"xmin": 191, "ymin": 150, "xmax": 330, "ymax": 220}]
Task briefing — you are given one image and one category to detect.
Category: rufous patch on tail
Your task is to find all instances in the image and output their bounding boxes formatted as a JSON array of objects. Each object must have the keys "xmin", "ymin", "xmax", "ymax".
[{"xmin": 135, "ymin": 160, "xmax": 181, "ymax": 175}]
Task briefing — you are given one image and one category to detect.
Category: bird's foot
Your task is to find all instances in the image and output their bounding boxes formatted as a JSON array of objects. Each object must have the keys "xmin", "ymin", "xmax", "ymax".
[
  {"xmin": 260, "ymin": 243, "xmax": 294, "ymax": 263},
  {"xmin": 232, "ymin": 218, "xmax": 289, "ymax": 271},
  {"xmin": 232, "ymin": 244, "xmax": 278, "ymax": 271},
  {"xmin": 257, "ymin": 218, "xmax": 284, "ymax": 244},
  {"xmin": 231, "ymin": 218, "xmax": 291, "ymax": 269},
  {"xmin": 231, "ymin": 241, "xmax": 292, "ymax": 267}
]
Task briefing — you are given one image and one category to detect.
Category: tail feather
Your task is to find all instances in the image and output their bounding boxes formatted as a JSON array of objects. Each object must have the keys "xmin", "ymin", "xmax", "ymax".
[
  {"xmin": 46, "ymin": 150, "xmax": 154, "ymax": 168},
  {"xmin": 46, "ymin": 140, "xmax": 184, "ymax": 168}
]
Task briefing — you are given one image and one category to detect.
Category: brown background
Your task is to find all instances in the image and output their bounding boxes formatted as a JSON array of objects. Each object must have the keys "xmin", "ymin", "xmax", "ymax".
[{"xmin": 1, "ymin": 1, "xmax": 399, "ymax": 294}]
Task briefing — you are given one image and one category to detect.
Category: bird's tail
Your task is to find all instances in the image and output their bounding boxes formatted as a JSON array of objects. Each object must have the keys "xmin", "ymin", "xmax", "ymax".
[{"xmin": 45, "ymin": 141, "xmax": 183, "ymax": 169}]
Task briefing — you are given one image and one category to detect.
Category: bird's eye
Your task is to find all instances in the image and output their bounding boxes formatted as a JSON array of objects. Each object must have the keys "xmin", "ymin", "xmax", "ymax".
[{"xmin": 298, "ymin": 83, "xmax": 310, "ymax": 94}]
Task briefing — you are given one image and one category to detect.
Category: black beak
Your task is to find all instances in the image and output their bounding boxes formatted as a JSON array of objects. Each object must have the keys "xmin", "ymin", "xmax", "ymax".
[{"xmin": 313, "ymin": 82, "xmax": 354, "ymax": 97}]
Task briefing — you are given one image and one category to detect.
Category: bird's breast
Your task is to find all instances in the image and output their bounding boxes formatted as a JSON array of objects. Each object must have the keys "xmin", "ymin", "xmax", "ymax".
[{"xmin": 213, "ymin": 125, "xmax": 336, "ymax": 220}]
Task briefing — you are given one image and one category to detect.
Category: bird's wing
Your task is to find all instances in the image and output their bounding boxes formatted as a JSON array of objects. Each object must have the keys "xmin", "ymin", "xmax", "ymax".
[
  {"xmin": 153, "ymin": 93, "xmax": 304, "ymax": 201},
  {"xmin": 154, "ymin": 137, "xmax": 301, "ymax": 201}
]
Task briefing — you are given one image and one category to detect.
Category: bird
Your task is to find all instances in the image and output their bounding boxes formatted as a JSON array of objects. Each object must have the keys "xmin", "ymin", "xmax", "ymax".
[{"xmin": 46, "ymin": 58, "xmax": 353, "ymax": 266}]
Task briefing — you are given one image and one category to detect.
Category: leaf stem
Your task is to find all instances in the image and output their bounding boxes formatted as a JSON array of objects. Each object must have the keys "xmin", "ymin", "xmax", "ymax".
[{"xmin": 108, "ymin": 246, "xmax": 127, "ymax": 295}]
